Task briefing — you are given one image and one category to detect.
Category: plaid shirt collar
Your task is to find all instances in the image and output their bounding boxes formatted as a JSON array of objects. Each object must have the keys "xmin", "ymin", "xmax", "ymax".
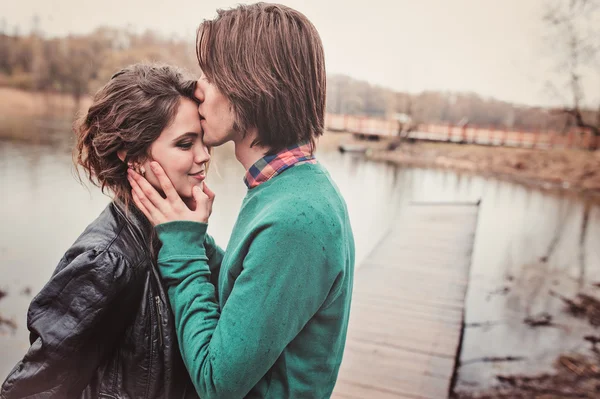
[{"xmin": 243, "ymin": 142, "xmax": 317, "ymax": 189}]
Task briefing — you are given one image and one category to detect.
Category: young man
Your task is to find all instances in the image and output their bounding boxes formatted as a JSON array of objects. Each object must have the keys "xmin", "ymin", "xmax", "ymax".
[{"xmin": 129, "ymin": 3, "xmax": 355, "ymax": 398}]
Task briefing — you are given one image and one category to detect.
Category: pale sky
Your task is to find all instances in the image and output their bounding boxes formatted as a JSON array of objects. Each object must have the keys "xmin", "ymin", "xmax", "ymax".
[{"xmin": 2, "ymin": 0, "xmax": 599, "ymax": 107}]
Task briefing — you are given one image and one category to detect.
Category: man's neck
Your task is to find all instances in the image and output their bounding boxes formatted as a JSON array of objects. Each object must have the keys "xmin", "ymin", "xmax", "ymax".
[{"xmin": 233, "ymin": 128, "xmax": 271, "ymax": 171}]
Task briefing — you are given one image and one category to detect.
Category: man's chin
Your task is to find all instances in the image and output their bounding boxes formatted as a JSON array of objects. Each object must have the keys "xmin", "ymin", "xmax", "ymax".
[{"xmin": 201, "ymin": 133, "xmax": 217, "ymax": 147}]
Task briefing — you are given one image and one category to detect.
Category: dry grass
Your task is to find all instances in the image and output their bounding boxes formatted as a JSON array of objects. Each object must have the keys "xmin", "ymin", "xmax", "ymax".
[
  {"xmin": 0, "ymin": 88, "xmax": 91, "ymax": 143},
  {"xmin": 0, "ymin": 87, "xmax": 90, "ymax": 116}
]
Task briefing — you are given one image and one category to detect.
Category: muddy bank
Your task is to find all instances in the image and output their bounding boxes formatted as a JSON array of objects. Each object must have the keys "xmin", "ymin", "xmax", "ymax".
[
  {"xmin": 355, "ymin": 137, "xmax": 600, "ymax": 200},
  {"xmin": 455, "ymin": 352, "xmax": 600, "ymax": 398},
  {"xmin": 455, "ymin": 291, "xmax": 600, "ymax": 398}
]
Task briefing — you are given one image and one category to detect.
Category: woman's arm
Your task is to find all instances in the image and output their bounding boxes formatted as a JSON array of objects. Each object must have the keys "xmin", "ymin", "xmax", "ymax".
[{"xmin": 0, "ymin": 250, "xmax": 142, "ymax": 398}]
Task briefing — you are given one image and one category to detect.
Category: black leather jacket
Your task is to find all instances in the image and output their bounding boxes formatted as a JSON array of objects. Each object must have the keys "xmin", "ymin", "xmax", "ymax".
[{"xmin": 1, "ymin": 202, "xmax": 199, "ymax": 399}]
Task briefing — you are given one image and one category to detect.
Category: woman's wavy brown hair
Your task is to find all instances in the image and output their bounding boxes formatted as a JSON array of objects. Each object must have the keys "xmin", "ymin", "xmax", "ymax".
[
  {"xmin": 196, "ymin": 3, "xmax": 326, "ymax": 154},
  {"xmin": 74, "ymin": 63, "xmax": 196, "ymax": 207}
]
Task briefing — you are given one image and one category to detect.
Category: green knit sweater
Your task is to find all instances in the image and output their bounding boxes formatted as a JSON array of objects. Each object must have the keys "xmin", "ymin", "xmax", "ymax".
[{"xmin": 156, "ymin": 162, "xmax": 355, "ymax": 399}]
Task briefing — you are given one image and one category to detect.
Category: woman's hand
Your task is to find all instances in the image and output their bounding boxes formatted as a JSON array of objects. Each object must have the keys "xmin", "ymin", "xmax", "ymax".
[{"xmin": 128, "ymin": 161, "xmax": 215, "ymax": 226}]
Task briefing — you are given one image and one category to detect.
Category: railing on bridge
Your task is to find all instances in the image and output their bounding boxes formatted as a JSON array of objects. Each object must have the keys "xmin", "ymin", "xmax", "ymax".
[{"xmin": 325, "ymin": 113, "xmax": 598, "ymax": 150}]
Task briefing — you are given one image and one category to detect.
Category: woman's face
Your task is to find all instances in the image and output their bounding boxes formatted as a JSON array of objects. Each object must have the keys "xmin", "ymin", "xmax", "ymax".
[{"xmin": 142, "ymin": 97, "xmax": 210, "ymax": 205}]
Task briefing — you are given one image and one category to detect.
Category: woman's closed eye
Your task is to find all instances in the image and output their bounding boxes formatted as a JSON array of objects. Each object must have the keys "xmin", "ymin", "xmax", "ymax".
[
  {"xmin": 175, "ymin": 140, "xmax": 194, "ymax": 150},
  {"xmin": 173, "ymin": 132, "xmax": 199, "ymax": 150}
]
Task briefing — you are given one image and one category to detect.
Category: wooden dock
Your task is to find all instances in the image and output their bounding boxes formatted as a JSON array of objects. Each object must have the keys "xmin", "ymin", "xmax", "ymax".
[{"xmin": 332, "ymin": 202, "xmax": 480, "ymax": 399}]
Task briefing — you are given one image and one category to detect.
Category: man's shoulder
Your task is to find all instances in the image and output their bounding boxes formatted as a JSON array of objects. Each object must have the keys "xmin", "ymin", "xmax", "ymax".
[
  {"xmin": 258, "ymin": 191, "xmax": 347, "ymax": 237},
  {"xmin": 261, "ymin": 162, "xmax": 340, "ymax": 197},
  {"xmin": 242, "ymin": 162, "xmax": 349, "ymax": 228}
]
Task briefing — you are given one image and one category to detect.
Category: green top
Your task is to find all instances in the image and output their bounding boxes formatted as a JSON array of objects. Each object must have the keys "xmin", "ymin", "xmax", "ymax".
[{"xmin": 156, "ymin": 162, "xmax": 355, "ymax": 398}]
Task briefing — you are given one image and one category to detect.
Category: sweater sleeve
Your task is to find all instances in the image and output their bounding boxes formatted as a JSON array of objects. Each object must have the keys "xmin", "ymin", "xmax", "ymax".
[
  {"xmin": 204, "ymin": 233, "xmax": 225, "ymax": 288},
  {"xmin": 0, "ymin": 250, "xmax": 142, "ymax": 399},
  {"xmin": 155, "ymin": 215, "xmax": 333, "ymax": 399}
]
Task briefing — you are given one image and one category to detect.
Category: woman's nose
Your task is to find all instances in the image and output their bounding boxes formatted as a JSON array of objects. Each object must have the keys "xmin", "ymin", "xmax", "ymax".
[{"xmin": 194, "ymin": 145, "xmax": 210, "ymax": 163}]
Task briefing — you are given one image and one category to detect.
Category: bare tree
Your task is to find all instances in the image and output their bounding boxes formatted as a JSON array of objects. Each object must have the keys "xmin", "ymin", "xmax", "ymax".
[{"xmin": 544, "ymin": 0, "xmax": 600, "ymax": 149}]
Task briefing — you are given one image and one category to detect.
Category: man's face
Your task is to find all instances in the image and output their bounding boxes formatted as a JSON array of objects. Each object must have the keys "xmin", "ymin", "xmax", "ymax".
[{"xmin": 194, "ymin": 75, "xmax": 239, "ymax": 147}]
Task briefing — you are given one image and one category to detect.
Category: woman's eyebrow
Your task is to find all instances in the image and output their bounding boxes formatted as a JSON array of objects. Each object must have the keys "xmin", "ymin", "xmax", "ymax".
[
  {"xmin": 173, "ymin": 132, "xmax": 198, "ymax": 141},
  {"xmin": 171, "ymin": 132, "xmax": 199, "ymax": 142}
]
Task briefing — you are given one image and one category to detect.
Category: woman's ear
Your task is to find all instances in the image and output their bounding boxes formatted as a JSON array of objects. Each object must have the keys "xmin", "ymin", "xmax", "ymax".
[{"xmin": 117, "ymin": 150, "xmax": 127, "ymax": 163}]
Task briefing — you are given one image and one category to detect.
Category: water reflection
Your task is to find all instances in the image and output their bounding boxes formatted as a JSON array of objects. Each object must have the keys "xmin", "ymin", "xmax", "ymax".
[
  {"xmin": 457, "ymin": 185, "xmax": 600, "ymax": 392},
  {"xmin": 1, "ymin": 139, "xmax": 599, "ymax": 392}
]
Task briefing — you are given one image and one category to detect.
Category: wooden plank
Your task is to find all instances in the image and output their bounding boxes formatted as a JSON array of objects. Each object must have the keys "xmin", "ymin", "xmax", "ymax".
[
  {"xmin": 349, "ymin": 303, "xmax": 463, "ymax": 326},
  {"xmin": 352, "ymin": 289, "xmax": 467, "ymax": 306},
  {"xmin": 354, "ymin": 294, "xmax": 465, "ymax": 313},
  {"xmin": 352, "ymin": 284, "xmax": 468, "ymax": 304},
  {"xmin": 332, "ymin": 202, "xmax": 479, "ymax": 399},
  {"xmin": 347, "ymin": 332, "xmax": 460, "ymax": 359},
  {"xmin": 334, "ymin": 379, "xmax": 428, "ymax": 399}
]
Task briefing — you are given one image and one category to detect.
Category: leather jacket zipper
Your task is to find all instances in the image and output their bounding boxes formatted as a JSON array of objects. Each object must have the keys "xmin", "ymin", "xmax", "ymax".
[{"xmin": 155, "ymin": 296, "xmax": 164, "ymax": 347}]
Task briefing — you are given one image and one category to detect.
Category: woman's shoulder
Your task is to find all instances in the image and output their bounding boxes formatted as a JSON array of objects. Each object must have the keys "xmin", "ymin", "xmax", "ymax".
[{"xmin": 60, "ymin": 203, "xmax": 150, "ymax": 273}]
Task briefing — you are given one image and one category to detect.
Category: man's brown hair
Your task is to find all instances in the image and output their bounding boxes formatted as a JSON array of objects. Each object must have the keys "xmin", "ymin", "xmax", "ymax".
[{"xmin": 196, "ymin": 2, "xmax": 326, "ymax": 154}]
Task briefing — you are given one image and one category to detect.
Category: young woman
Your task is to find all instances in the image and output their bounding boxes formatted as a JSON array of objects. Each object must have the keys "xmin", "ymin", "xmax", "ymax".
[{"xmin": 0, "ymin": 63, "xmax": 219, "ymax": 399}]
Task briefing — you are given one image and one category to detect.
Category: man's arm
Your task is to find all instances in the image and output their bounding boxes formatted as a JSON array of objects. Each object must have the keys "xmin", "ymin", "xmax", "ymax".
[
  {"xmin": 204, "ymin": 233, "xmax": 224, "ymax": 287},
  {"xmin": 1, "ymin": 250, "xmax": 142, "ymax": 398},
  {"xmin": 156, "ymin": 216, "xmax": 334, "ymax": 399}
]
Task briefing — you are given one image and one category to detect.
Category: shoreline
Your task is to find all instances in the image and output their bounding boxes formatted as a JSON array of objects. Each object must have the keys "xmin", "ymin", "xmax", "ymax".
[
  {"xmin": 2, "ymin": 86, "xmax": 599, "ymax": 202},
  {"xmin": 321, "ymin": 132, "xmax": 600, "ymax": 203}
]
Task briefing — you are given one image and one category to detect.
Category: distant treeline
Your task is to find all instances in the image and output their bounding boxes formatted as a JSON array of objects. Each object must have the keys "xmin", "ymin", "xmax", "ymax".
[
  {"xmin": 0, "ymin": 27, "xmax": 584, "ymax": 132},
  {"xmin": 327, "ymin": 75, "xmax": 585, "ymax": 132},
  {"xmin": 0, "ymin": 28, "xmax": 198, "ymax": 100}
]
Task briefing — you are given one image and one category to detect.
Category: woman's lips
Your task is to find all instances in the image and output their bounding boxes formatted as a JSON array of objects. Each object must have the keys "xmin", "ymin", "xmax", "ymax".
[{"xmin": 189, "ymin": 171, "xmax": 205, "ymax": 181}]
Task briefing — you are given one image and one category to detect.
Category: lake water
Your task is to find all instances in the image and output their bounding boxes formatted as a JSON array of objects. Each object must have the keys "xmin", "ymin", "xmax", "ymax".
[{"xmin": 1, "ymin": 136, "xmax": 599, "ymax": 394}]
